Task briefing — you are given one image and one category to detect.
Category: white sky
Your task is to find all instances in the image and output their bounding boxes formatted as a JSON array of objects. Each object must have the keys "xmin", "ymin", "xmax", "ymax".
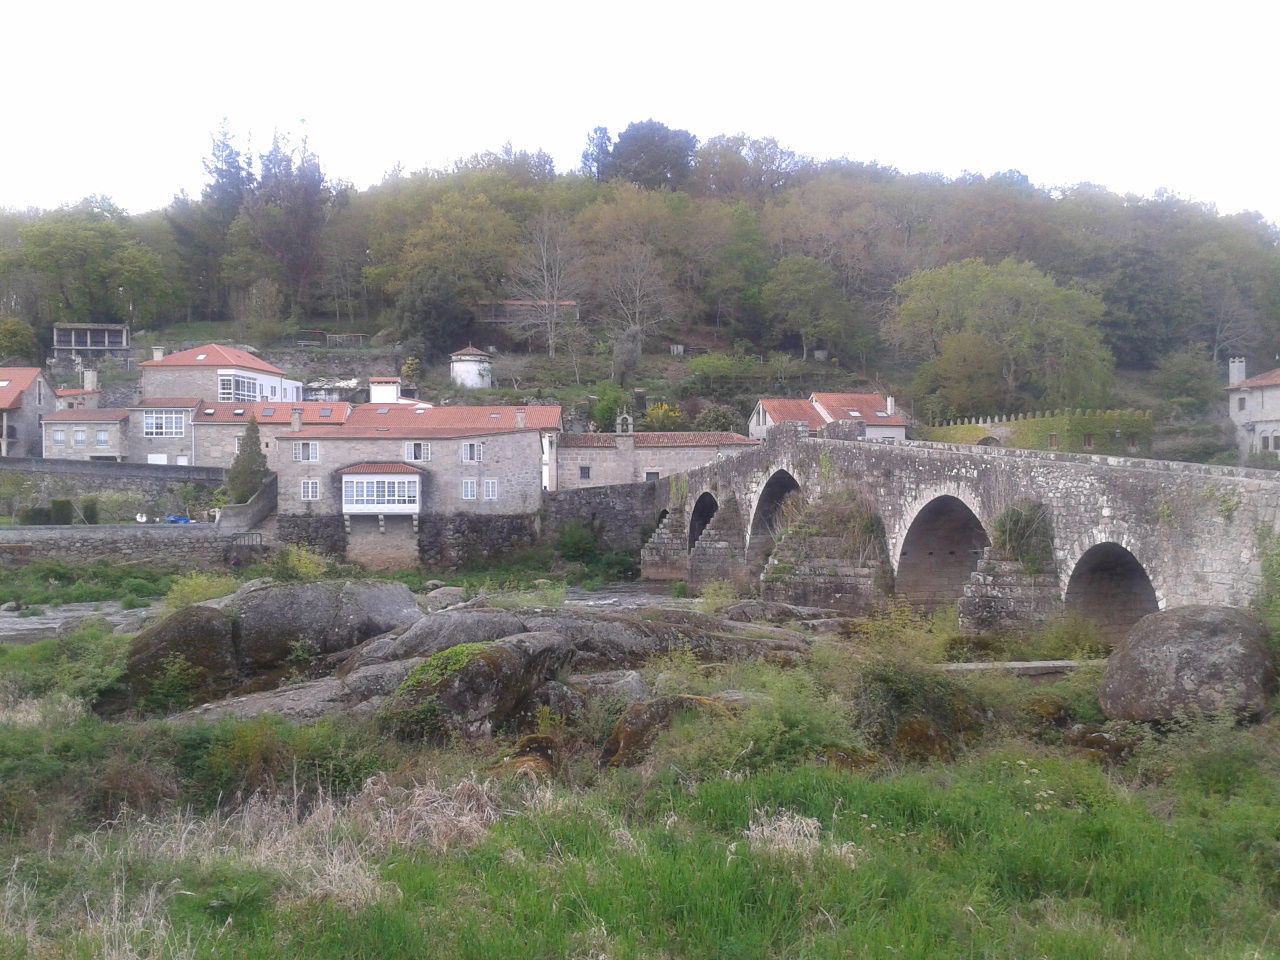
[{"xmin": 5, "ymin": 0, "xmax": 1277, "ymax": 225}]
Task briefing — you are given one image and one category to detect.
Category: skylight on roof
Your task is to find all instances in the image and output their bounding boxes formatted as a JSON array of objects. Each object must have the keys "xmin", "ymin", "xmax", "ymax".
[
  {"xmin": 233, "ymin": 409, "xmax": 245, "ymax": 416},
  {"xmin": 875, "ymin": 411, "xmax": 888, "ymax": 417},
  {"xmin": 847, "ymin": 410, "xmax": 861, "ymax": 417},
  {"xmin": 203, "ymin": 409, "xmax": 214, "ymax": 415},
  {"xmin": 413, "ymin": 408, "xmax": 425, "ymax": 414},
  {"xmin": 196, "ymin": 354, "xmax": 207, "ymax": 360},
  {"xmin": 319, "ymin": 408, "xmax": 332, "ymax": 417},
  {"xmin": 0, "ymin": 381, "xmax": 9, "ymax": 387},
  {"xmin": 377, "ymin": 408, "xmax": 389, "ymax": 415},
  {"xmin": 489, "ymin": 413, "xmax": 501, "ymax": 418},
  {"xmin": 262, "ymin": 407, "xmax": 276, "ymax": 417}
]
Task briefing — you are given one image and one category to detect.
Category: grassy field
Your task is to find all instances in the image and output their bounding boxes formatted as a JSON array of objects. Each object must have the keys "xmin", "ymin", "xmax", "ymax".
[{"xmin": 2, "ymin": 591, "xmax": 1278, "ymax": 959}]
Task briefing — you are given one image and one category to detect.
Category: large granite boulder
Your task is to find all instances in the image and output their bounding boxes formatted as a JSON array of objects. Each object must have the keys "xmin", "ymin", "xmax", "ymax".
[
  {"xmin": 1099, "ymin": 605, "xmax": 1277, "ymax": 722},
  {"xmin": 121, "ymin": 605, "xmax": 240, "ymax": 706},
  {"xmin": 378, "ymin": 631, "xmax": 578, "ymax": 739},
  {"xmin": 117, "ymin": 579, "xmax": 422, "ymax": 713}
]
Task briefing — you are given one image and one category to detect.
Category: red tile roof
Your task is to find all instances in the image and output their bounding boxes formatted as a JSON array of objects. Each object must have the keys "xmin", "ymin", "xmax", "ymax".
[
  {"xmin": 337, "ymin": 462, "xmax": 425, "ymax": 475},
  {"xmin": 0, "ymin": 368, "xmax": 43, "ymax": 411},
  {"xmin": 367, "ymin": 377, "xmax": 400, "ymax": 383},
  {"xmin": 560, "ymin": 431, "xmax": 758, "ymax": 448},
  {"xmin": 810, "ymin": 392, "xmax": 908, "ymax": 427},
  {"xmin": 450, "ymin": 346, "xmax": 491, "ymax": 358},
  {"xmin": 344, "ymin": 403, "xmax": 561, "ymax": 431},
  {"xmin": 140, "ymin": 343, "xmax": 286, "ymax": 375},
  {"xmin": 759, "ymin": 398, "xmax": 825, "ymax": 431},
  {"xmin": 192, "ymin": 401, "xmax": 353, "ymax": 424},
  {"xmin": 133, "ymin": 398, "xmax": 201, "ymax": 408},
  {"xmin": 1232, "ymin": 368, "xmax": 1280, "ymax": 389},
  {"xmin": 43, "ymin": 408, "xmax": 129, "ymax": 422},
  {"xmin": 55, "ymin": 388, "xmax": 101, "ymax": 398}
]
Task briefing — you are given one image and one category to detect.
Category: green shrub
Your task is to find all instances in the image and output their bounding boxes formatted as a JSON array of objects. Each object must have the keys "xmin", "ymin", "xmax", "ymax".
[
  {"xmin": 120, "ymin": 594, "xmax": 149, "ymax": 611},
  {"xmin": 137, "ymin": 654, "xmax": 205, "ymax": 714},
  {"xmin": 49, "ymin": 499, "xmax": 74, "ymax": 525},
  {"xmin": 671, "ymin": 580, "xmax": 689, "ymax": 599},
  {"xmin": 163, "ymin": 571, "xmax": 239, "ymax": 610},
  {"xmin": 80, "ymin": 496, "xmax": 99, "ymax": 525},
  {"xmin": 51, "ymin": 620, "xmax": 129, "ymax": 704},
  {"xmin": 556, "ymin": 520, "xmax": 600, "ymax": 563},
  {"xmin": 849, "ymin": 656, "xmax": 984, "ymax": 759},
  {"xmin": 18, "ymin": 506, "xmax": 50, "ymax": 525},
  {"xmin": 991, "ymin": 501, "xmax": 1054, "ymax": 573},
  {"xmin": 697, "ymin": 579, "xmax": 738, "ymax": 613},
  {"xmin": 267, "ymin": 544, "xmax": 332, "ymax": 582}
]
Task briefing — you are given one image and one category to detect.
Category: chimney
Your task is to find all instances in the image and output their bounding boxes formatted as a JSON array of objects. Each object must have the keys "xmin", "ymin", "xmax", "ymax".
[
  {"xmin": 368, "ymin": 377, "xmax": 400, "ymax": 405},
  {"xmin": 1229, "ymin": 357, "xmax": 1247, "ymax": 387},
  {"xmin": 291, "ymin": 407, "xmax": 303, "ymax": 432},
  {"xmin": 885, "ymin": 395, "xmax": 896, "ymax": 415},
  {"xmin": 151, "ymin": 346, "xmax": 165, "ymax": 362},
  {"xmin": 82, "ymin": 369, "xmax": 98, "ymax": 392},
  {"xmin": 516, "ymin": 407, "xmax": 526, "ymax": 429}
]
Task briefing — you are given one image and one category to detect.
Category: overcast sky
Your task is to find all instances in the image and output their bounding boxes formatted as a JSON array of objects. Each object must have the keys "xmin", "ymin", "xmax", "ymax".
[{"xmin": 5, "ymin": 0, "xmax": 1276, "ymax": 224}]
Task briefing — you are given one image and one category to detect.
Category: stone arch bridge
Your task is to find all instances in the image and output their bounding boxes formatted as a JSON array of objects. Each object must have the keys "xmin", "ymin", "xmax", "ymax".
[{"xmin": 640, "ymin": 424, "xmax": 1280, "ymax": 639}]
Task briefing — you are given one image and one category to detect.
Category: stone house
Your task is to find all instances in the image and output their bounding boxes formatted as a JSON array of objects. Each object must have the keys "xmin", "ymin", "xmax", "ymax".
[
  {"xmin": 1226, "ymin": 357, "xmax": 1280, "ymax": 457},
  {"xmin": 190, "ymin": 401, "xmax": 353, "ymax": 467},
  {"xmin": 127, "ymin": 398, "xmax": 201, "ymax": 464},
  {"xmin": 554, "ymin": 431, "xmax": 758, "ymax": 490},
  {"xmin": 274, "ymin": 403, "xmax": 563, "ymax": 522},
  {"xmin": 140, "ymin": 343, "xmax": 303, "ymax": 404},
  {"xmin": 748, "ymin": 392, "xmax": 908, "ymax": 441},
  {"xmin": 42, "ymin": 409, "xmax": 129, "ymax": 461},
  {"xmin": 0, "ymin": 367, "xmax": 57, "ymax": 457}
]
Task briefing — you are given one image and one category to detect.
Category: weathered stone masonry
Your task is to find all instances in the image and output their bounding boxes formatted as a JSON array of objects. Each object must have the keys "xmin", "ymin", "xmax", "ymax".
[{"xmin": 643, "ymin": 424, "xmax": 1280, "ymax": 634}]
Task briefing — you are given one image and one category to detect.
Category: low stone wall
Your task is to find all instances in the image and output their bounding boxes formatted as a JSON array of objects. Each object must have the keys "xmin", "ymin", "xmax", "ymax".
[
  {"xmin": 215, "ymin": 474, "xmax": 278, "ymax": 534},
  {"xmin": 276, "ymin": 515, "xmax": 348, "ymax": 557},
  {"xmin": 0, "ymin": 458, "xmax": 226, "ymax": 504},
  {"xmin": 543, "ymin": 483, "xmax": 656, "ymax": 552},
  {"xmin": 262, "ymin": 348, "xmax": 402, "ymax": 381},
  {"xmin": 417, "ymin": 513, "xmax": 539, "ymax": 570},
  {"xmin": 0, "ymin": 524, "xmax": 239, "ymax": 567}
]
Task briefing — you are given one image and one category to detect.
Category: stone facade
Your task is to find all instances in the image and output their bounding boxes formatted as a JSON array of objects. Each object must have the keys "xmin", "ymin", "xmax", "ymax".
[
  {"xmin": 275, "ymin": 430, "xmax": 546, "ymax": 516},
  {"xmin": 140, "ymin": 366, "xmax": 302, "ymax": 405},
  {"xmin": 43, "ymin": 415, "xmax": 128, "ymax": 461},
  {"xmin": 641, "ymin": 423, "xmax": 1280, "ymax": 635},
  {"xmin": 0, "ymin": 369, "xmax": 57, "ymax": 457},
  {"xmin": 417, "ymin": 512, "xmax": 539, "ymax": 570}
]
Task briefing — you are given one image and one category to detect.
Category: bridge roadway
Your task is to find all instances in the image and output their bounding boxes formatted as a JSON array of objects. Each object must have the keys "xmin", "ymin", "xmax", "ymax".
[{"xmin": 640, "ymin": 423, "xmax": 1280, "ymax": 637}]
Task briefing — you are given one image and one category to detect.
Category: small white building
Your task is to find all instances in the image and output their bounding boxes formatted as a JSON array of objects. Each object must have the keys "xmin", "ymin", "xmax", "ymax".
[
  {"xmin": 1226, "ymin": 357, "xmax": 1280, "ymax": 457},
  {"xmin": 450, "ymin": 346, "xmax": 492, "ymax": 389}
]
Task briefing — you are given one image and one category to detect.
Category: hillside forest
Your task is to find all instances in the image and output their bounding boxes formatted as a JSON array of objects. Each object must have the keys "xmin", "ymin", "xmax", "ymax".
[{"xmin": 1, "ymin": 120, "xmax": 1278, "ymax": 424}]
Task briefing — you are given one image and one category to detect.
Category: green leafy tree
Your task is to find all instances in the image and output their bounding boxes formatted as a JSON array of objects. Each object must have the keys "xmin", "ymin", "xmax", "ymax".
[
  {"xmin": 610, "ymin": 120, "xmax": 698, "ymax": 190},
  {"xmin": 1151, "ymin": 343, "xmax": 1219, "ymax": 415},
  {"xmin": 0, "ymin": 317, "xmax": 38, "ymax": 361},
  {"xmin": 891, "ymin": 258, "xmax": 1114, "ymax": 408},
  {"xmin": 692, "ymin": 404, "xmax": 743, "ymax": 432},
  {"xmin": 227, "ymin": 417, "xmax": 269, "ymax": 504},
  {"xmin": 762, "ymin": 255, "xmax": 848, "ymax": 360}
]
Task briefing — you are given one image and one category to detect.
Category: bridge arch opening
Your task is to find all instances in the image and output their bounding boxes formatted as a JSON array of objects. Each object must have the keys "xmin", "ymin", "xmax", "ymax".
[
  {"xmin": 1065, "ymin": 542, "xmax": 1158, "ymax": 644},
  {"xmin": 688, "ymin": 493, "xmax": 719, "ymax": 552},
  {"xmin": 896, "ymin": 496, "xmax": 990, "ymax": 610},
  {"xmin": 747, "ymin": 469, "xmax": 802, "ymax": 567}
]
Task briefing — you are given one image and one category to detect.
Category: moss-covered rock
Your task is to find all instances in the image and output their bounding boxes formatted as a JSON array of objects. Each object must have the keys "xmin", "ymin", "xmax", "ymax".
[
  {"xmin": 119, "ymin": 605, "xmax": 239, "ymax": 710},
  {"xmin": 599, "ymin": 695, "xmax": 728, "ymax": 767},
  {"xmin": 491, "ymin": 734, "xmax": 560, "ymax": 780},
  {"xmin": 378, "ymin": 632, "xmax": 577, "ymax": 740}
]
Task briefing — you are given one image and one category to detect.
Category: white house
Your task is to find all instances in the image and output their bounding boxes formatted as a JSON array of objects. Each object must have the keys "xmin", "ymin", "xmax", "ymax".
[{"xmin": 1226, "ymin": 357, "xmax": 1280, "ymax": 457}]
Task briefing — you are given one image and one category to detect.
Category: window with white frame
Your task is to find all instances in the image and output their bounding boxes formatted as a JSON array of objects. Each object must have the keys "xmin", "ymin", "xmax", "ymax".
[
  {"xmin": 52, "ymin": 429, "xmax": 65, "ymax": 446},
  {"xmin": 461, "ymin": 479, "xmax": 477, "ymax": 500},
  {"xmin": 300, "ymin": 479, "xmax": 320, "ymax": 501},
  {"xmin": 234, "ymin": 436, "xmax": 242, "ymax": 453},
  {"xmin": 218, "ymin": 374, "xmax": 257, "ymax": 403},
  {"xmin": 483, "ymin": 478, "xmax": 497, "ymax": 500},
  {"xmin": 461, "ymin": 442, "xmax": 484, "ymax": 463},
  {"xmin": 95, "ymin": 430, "xmax": 109, "ymax": 447},
  {"xmin": 404, "ymin": 441, "xmax": 431, "ymax": 462},
  {"xmin": 342, "ymin": 478, "xmax": 418, "ymax": 506},
  {"xmin": 143, "ymin": 409, "xmax": 185, "ymax": 437},
  {"xmin": 293, "ymin": 441, "xmax": 319, "ymax": 462},
  {"xmin": 73, "ymin": 431, "xmax": 86, "ymax": 446}
]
